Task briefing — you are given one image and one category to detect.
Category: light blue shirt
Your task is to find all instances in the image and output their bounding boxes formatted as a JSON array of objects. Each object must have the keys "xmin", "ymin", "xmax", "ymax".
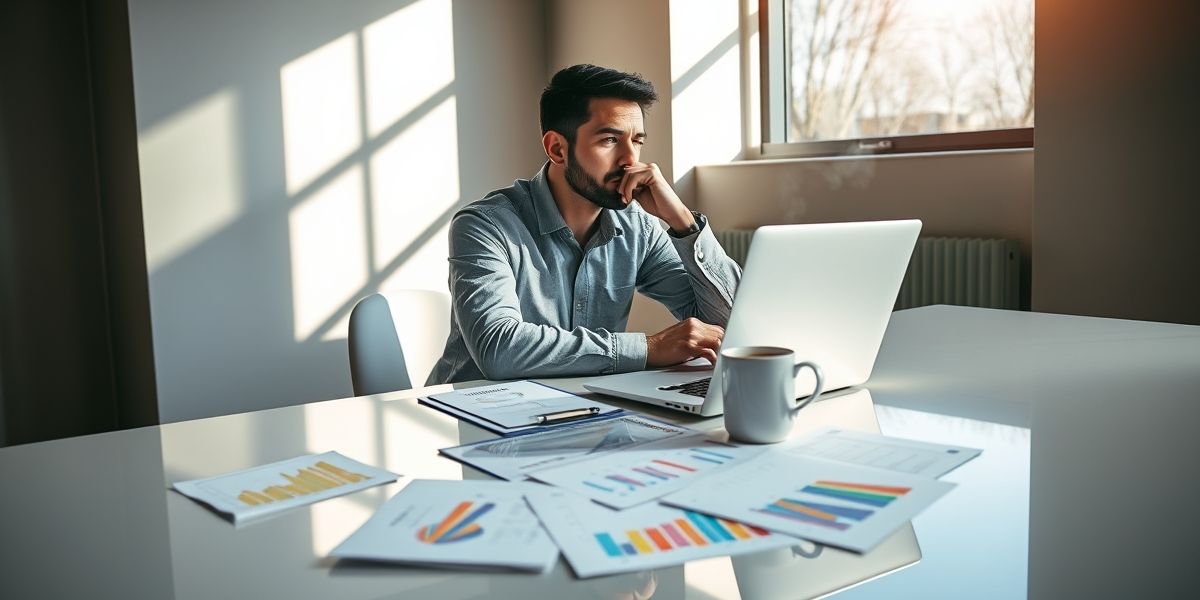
[{"xmin": 427, "ymin": 165, "xmax": 741, "ymax": 384}]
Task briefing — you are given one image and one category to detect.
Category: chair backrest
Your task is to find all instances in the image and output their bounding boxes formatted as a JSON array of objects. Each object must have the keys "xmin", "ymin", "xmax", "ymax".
[{"xmin": 347, "ymin": 289, "xmax": 451, "ymax": 396}]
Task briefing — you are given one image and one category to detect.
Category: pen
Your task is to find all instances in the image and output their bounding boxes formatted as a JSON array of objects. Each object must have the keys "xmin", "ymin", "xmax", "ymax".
[{"xmin": 533, "ymin": 407, "xmax": 601, "ymax": 424}]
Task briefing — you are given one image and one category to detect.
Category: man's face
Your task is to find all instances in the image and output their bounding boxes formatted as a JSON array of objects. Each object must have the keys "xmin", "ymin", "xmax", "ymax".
[{"xmin": 563, "ymin": 98, "xmax": 646, "ymax": 210}]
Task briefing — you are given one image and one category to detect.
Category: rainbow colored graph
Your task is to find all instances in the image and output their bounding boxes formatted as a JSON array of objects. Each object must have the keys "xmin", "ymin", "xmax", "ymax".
[
  {"xmin": 581, "ymin": 447, "xmax": 735, "ymax": 494},
  {"xmin": 754, "ymin": 481, "xmax": 912, "ymax": 530},
  {"xmin": 592, "ymin": 510, "xmax": 770, "ymax": 557},
  {"xmin": 416, "ymin": 501, "xmax": 494, "ymax": 544}
]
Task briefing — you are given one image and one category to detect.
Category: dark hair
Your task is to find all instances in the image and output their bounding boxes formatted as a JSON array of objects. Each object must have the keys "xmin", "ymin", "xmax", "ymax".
[{"xmin": 540, "ymin": 64, "xmax": 658, "ymax": 142}]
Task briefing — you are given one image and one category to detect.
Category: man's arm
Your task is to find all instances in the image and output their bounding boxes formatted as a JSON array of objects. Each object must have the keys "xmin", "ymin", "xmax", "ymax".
[
  {"xmin": 635, "ymin": 212, "xmax": 740, "ymax": 325},
  {"xmin": 448, "ymin": 211, "xmax": 646, "ymax": 380},
  {"xmin": 618, "ymin": 162, "xmax": 742, "ymax": 367}
]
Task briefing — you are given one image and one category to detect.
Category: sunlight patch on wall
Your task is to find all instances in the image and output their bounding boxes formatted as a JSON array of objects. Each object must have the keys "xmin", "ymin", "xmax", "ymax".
[
  {"xmin": 280, "ymin": 33, "xmax": 362, "ymax": 195},
  {"xmin": 289, "ymin": 166, "xmax": 368, "ymax": 341},
  {"xmin": 670, "ymin": 1, "xmax": 742, "ymax": 178},
  {"xmin": 672, "ymin": 45, "xmax": 741, "ymax": 173},
  {"xmin": 139, "ymin": 89, "xmax": 242, "ymax": 272},
  {"xmin": 669, "ymin": 0, "xmax": 735, "ymax": 83},
  {"xmin": 363, "ymin": 0, "xmax": 456, "ymax": 137},
  {"xmin": 370, "ymin": 96, "xmax": 459, "ymax": 290},
  {"xmin": 378, "ymin": 221, "xmax": 452, "ymax": 301}
]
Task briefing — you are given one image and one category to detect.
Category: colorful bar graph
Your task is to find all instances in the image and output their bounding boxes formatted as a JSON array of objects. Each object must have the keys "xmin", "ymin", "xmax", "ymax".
[
  {"xmin": 754, "ymin": 481, "xmax": 910, "ymax": 530},
  {"xmin": 674, "ymin": 518, "xmax": 708, "ymax": 546},
  {"xmin": 584, "ymin": 481, "xmax": 614, "ymax": 493},
  {"xmin": 802, "ymin": 480, "xmax": 911, "ymax": 508},
  {"xmin": 645, "ymin": 528, "xmax": 672, "ymax": 550},
  {"xmin": 627, "ymin": 530, "xmax": 653, "ymax": 553},
  {"xmin": 606, "ymin": 475, "xmax": 645, "ymax": 488},
  {"xmin": 595, "ymin": 533, "xmax": 622, "ymax": 557},
  {"xmin": 692, "ymin": 447, "xmax": 735, "ymax": 461},
  {"xmin": 724, "ymin": 520, "xmax": 752, "ymax": 540},
  {"xmin": 572, "ymin": 445, "xmax": 750, "ymax": 497},
  {"xmin": 661, "ymin": 523, "xmax": 690, "ymax": 547},
  {"xmin": 633, "ymin": 467, "xmax": 672, "ymax": 480},
  {"xmin": 589, "ymin": 511, "xmax": 769, "ymax": 558},
  {"xmin": 652, "ymin": 459, "xmax": 696, "ymax": 472},
  {"xmin": 416, "ymin": 501, "xmax": 494, "ymax": 544}
]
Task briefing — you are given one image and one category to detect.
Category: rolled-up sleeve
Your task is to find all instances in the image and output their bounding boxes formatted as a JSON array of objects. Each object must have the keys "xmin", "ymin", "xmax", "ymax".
[
  {"xmin": 448, "ymin": 211, "xmax": 647, "ymax": 379},
  {"xmin": 634, "ymin": 213, "xmax": 741, "ymax": 325}
]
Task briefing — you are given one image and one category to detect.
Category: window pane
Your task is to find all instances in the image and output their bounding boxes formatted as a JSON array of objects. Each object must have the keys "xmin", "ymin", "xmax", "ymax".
[{"xmin": 785, "ymin": 0, "xmax": 1034, "ymax": 143}]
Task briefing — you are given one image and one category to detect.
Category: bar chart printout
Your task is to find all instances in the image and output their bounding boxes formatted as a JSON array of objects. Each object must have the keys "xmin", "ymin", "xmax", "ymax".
[
  {"xmin": 662, "ymin": 453, "xmax": 956, "ymax": 553},
  {"xmin": 171, "ymin": 451, "xmax": 399, "ymax": 524},
  {"xmin": 332, "ymin": 480, "xmax": 559, "ymax": 572},
  {"xmin": 524, "ymin": 488, "xmax": 794, "ymax": 578},
  {"xmin": 754, "ymin": 481, "xmax": 910, "ymax": 531},
  {"xmin": 529, "ymin": 434, "xmax": 768, "ymax": 509}
]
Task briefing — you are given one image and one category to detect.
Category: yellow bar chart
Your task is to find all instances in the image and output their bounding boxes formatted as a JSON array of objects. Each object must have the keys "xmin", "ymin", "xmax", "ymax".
[{"xmin": 237, "ymin": 461, "xmax": 370, "ymax": 506}]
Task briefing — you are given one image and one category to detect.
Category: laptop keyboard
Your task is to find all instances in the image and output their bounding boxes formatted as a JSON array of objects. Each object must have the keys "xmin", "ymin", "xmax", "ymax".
[{"xmin": 658, "ymin": 377, "xmax": 711, "ymax": 398}]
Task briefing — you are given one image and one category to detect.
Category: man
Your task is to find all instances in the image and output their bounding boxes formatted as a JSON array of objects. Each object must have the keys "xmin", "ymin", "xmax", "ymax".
[{"xmin": 427, "ymin": 64, "xmax": 741, "ymax": 384}]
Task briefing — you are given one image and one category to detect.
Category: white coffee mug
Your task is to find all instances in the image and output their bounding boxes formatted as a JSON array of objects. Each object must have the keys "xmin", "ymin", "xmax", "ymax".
[{"xmin": 721, "ymin": 346, "xmax": 825, "ymax": 444}]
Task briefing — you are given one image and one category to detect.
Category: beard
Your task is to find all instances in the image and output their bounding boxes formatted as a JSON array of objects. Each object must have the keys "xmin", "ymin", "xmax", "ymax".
[{"xmin": 565, "ymin": 145, "xmax": 628, "ymax": 211}]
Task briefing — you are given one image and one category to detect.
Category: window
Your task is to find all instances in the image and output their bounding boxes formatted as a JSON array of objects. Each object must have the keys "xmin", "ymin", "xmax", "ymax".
[{"xmin": 761, "ymin": 0, "xmax": 1034, "ymax": 157}]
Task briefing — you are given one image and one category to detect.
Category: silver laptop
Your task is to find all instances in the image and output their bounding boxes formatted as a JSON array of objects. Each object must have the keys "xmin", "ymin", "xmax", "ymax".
[{"xmin": 584, "ymin": 219, "xmax": 922, "ymax": 416}]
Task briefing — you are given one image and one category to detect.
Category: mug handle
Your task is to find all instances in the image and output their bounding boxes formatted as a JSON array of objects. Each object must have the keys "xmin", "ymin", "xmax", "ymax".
[{"xmin": 789, "ymin": 361, "xmax": 825, "ymax": 414}]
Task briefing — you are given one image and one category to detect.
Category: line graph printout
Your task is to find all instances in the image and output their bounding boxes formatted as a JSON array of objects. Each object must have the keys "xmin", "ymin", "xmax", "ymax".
[
  {"xmin": 524, "ymin": 488, "xmax": 795, "ymax": 578},
  {"xmin": 528, "ymin": 434, "xmax": 768, "ymax": 509},
  {"xmin": 441, "ymin": 415, "xmax": 693, "ymax": 481},
  {"xmin": 784, "ymin": 428, "xmax": 981, "ymax": 478},
  {"xmin": 331, "ymin": 480, "xmax": 558, "ymax": 572},
  {"xmin": 172, "ymin": 451, "xmax": 399, "ymax": 524},
  {"xmin": 662, "ymin": 453, "xmax": 954, "ymax": 553}
]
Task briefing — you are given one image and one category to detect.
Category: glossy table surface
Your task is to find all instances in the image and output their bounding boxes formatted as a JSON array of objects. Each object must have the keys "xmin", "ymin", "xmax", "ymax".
[{"xmin": 2, "ymin": 306, "xmax": 1196, "ymax": 599}]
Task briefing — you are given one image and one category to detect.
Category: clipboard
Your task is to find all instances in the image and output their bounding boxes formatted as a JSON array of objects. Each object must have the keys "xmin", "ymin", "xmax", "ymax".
[{"xmin": 419, "ymin": 380, "xmax": 625, "ymax": 436}]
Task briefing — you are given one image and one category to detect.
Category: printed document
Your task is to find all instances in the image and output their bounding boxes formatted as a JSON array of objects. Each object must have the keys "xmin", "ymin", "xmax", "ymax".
[
  {"xmin": 331, "ymin": 479, "xmax": 559, "ymax": 572},
  {"xmin": 525, "ymin": 487, "xmax": 794, "ymax": 579},
  {"xmin": 172, "ymin": 451, "xmax": 398, "ymax": 524},
  {"xmin": 440, "ymin": 414, "xmax": 693, "ymax": 481},
  {"xmin": 785, "ymin": 428, "xmax": 981, "ymax": 478},
  {"xmin": 528, "ymin": 433, "xmax": 768, "ymax": 509},
  {"xmin": 662, "ymin": 453, "xmax": 954, "ymax": 553}
]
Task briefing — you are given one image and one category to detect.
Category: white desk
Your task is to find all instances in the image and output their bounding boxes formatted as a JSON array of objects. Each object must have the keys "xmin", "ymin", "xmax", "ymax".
[{"xmin": 1, "ymin": 306, "xmax": 1196, "ymax": 599}]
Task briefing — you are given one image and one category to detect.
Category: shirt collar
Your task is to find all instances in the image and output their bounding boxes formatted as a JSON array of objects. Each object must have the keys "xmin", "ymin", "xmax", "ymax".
[
  {"xmin": 531, "ymin": 164, "xmax": 570, "ymax": 236},
  {"xmin": 531, "ymin": 163, "xmax": 625, "ymax": 241}
]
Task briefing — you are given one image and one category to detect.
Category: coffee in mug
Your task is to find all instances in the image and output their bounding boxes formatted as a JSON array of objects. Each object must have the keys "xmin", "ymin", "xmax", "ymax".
[{"xmin": 720, "ymin": 346, "xmax": 824, "ymax": 444}]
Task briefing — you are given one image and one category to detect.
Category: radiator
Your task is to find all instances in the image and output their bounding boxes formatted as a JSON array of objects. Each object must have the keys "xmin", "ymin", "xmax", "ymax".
[
  {"xmin": 713, "ymin": 229, "xmax": 1021, "ymax": 311},
  {"xmin": 896, "ymin": 236, "xmax": 1020, "ymax": 310}
]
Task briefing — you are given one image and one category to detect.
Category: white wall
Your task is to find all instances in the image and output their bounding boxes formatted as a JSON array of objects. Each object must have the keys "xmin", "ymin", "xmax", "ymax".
[
  {"xmin": 128, "ymin": 0, "xmax": 547, "ymax": 422},
  {"xmin": 546, "ymin": 0, "xmax": 673, "ymax": 179}
]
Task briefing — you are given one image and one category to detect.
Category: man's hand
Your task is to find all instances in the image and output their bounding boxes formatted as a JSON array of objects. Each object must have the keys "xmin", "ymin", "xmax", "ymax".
[
  {"xmin": 619, "ymin": 162, "xmax": 696, "ymax": 233},
  {"xmin": 646, "ymin": 318, "xmax": 725, "ymax": 367}
]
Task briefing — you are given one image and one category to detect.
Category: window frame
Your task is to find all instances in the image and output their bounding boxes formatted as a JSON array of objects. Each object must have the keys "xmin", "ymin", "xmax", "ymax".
[{"xmin": 757, "ymin": 0, "xmax": 1034, "ymax": 159}]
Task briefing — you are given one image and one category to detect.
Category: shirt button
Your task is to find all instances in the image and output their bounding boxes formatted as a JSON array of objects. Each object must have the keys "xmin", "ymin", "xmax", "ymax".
[{"xmin": 696, "ymin": 249, "xmax": 705, "ymax": 262}]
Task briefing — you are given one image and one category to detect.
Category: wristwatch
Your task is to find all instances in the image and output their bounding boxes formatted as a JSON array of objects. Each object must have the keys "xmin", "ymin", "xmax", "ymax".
[{"xmin": 668, "ymin": 212, "xmax": 703, "ymax": 238}]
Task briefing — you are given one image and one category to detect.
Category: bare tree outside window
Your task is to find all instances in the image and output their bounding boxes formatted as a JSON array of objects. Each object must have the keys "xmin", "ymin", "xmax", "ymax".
[{"xmin": 786, "ymin": 0, "xmax": 1034, "ymax": 144}]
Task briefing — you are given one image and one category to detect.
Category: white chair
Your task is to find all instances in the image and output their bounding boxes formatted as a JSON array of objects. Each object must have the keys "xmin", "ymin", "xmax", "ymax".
[{"xmin": 347, "ymin": 289, "xmax": 451, "ymax": 396}]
